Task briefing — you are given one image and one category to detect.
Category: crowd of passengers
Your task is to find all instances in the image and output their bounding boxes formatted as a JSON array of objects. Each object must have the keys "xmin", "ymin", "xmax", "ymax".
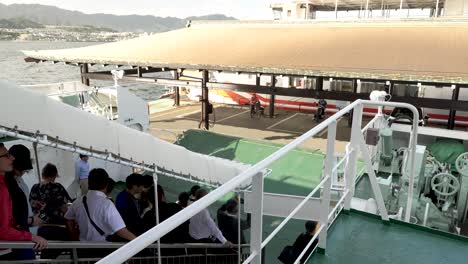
[{"xmin": 0, "ymin": 143, "xmax": 251, "ymax": 261}]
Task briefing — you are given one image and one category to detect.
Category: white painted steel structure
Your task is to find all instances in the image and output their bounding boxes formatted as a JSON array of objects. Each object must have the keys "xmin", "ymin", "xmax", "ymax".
[{"xmin": 97, "ymin": 99, "xmax": 419, "ymax": 264}]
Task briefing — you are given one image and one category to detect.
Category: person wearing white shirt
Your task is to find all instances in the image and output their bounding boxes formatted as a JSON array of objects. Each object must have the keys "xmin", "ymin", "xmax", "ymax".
[
  {"xmin": 189, "ymin": 188, "xmax": 233, "ymax": 247},
  {"xmin": 65, "ymin": 168, "xmax": 135, "ymax": 242}
]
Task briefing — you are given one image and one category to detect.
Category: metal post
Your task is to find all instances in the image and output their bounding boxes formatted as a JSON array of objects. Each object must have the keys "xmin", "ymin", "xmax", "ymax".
[
  {"xmin": 344, "ymin": 103, "xmax": 363, "ymax": 210},
  {"xmin": 238, "ymin": 194, "xmax": 241, "ymax": 264},
  {"xmin": 249, "ymin": 172, "xmax": 264, "ymax": 264},
  {"xmin": 365, "ymin": 0, "xmax": 370, "ymax": 17},
  {"xmin": 153, "ymin": 172, "xmax": 162, "ymax": 264},
  {"xmin": 315, "ymin": 77, "xmax": 323, "ymax": 91},
  {"xmin": 32, "ymin": 142, "xmax": 41, "ymax": 183},
  {"xmin": 335, "ymin": 0, "xmax": 338, "ymax": 19},
  {"xmin": 448, "ymin": 85, "xmax": 460, "ymax": 129},
  {"xmin": 174, "ymin": 70, "xmax": 180, "ymax": 107},
  {"xmin": 201, "ymin": 70, "xmax": 210, "ymax": 130},
  {"xmin": 306, "ymin": 0, "xmax": 310, "ymax": 19},
  {"xmin": 72, "ymin": 248, "xmax": 79, "ymax": 264},
  {"xmin": 435, "ymin": 0, "xmax": 440, "ymax": 18},
  {"xmin": 137, "ymin": 67, "xmax": 143, "ymax": 78},
  {"xmin": 319, "ymin": 120, "xmax": 336, "ymax": 249},
  {"xmin": 359, "ymin": 135, "xmax": 389, "ymax": 220},
  {"xmin": 269, "ymin": 75, "xmax": 276, "ymax": 118},
  {"xmin": 399, "ymin": 0, "xmax": 403, "ymax": 14},
  {"xmin": 80, "ymin": 64, "xmax": 90, "ymax": 86}
]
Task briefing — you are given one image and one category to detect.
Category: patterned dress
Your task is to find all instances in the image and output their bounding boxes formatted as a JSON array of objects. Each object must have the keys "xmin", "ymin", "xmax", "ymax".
[{"xmin": 29, "ymin": 182, "xmax": 72, "ymax": 225}]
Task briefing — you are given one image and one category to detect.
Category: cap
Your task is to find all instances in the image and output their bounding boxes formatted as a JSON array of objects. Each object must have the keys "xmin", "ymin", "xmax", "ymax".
[{"xmin": 9, "ymin": 144, "xmax": 33, "ymax": 171}]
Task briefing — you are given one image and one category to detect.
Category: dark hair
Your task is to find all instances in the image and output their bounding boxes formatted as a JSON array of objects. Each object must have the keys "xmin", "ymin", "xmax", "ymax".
[
  {"xmin": 42, "ymin": 163, "xmax": 58, "ymax": 179},
  {"xmin": 88, "ymin": 168, "xmax": 110, "ymax": 190},
  {"xmin": 0, "ymin": 143, "xmax": 4, "ymax": 148},
  {"xmin": 178, "ymin": 192, "xmax": 190, "ymax": 207},
  {"xmin": 9, "ymin": 144, "xmax": 33, "ymax": 171},
  {"xmin": 194, "ymin": 188, "xmax": 208, "ymax": 200},
  {"xmin": 79, "ymin": 154, "xmax": 88, "ymax": 159},
  {"xmin": 225, "ymin": 199, "xmax": 238, "ymax": 214},
  {"xmin": 305, "ymin": 221, "xmax": 318, "ymax": 233},
  {"xmin": 142, "ymin": 175, "xmax": 154, "ymax": 188},
  {"xmin": 106, "ymin": 178, "xmax": 116, "ymax": 194},
  {"xmin": 190, "ymin": 185, "xmax": 201, "ymax": 196},
  {"xmin": 125, "ymin": 173, "xmax": 144, "ymax": 189},
  {"xmin": 147, "ymin": 186, "xmax": 156, "ymax": 205}
]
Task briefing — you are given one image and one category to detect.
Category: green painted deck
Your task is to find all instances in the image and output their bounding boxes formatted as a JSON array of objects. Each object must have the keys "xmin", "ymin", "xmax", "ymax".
[
  {"xmin": 157, "ymin": 130, "xmax": 468, "ymax": 264},
  {"xmin": 176, "ymin": 129, "xmax": 325, "ymax": 196},
  {"xmin": 309, "ymin": 211, "xmax": 468, "ymax": 264}
]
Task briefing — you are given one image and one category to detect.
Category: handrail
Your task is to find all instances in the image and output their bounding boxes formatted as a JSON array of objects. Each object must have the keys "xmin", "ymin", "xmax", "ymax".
[
  {"xmin": 98, "ymin": 100, "xmax": 362, "ymax": 264},
  {"xmin": 98, "ymin": 99, "xmax": 419, "ymax": 264},
  {"xmin": 261, "ymin": 175, "xmax": 330, "ymax": 249},
  {"xmin": 0, "ymin": 241, "xmax": 249, "ymax": 249}
]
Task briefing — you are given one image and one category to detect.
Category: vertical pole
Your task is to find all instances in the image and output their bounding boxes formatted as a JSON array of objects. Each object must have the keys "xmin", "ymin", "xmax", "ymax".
[
  {"xmin": 448, "ymin": 85, "xmax": 460, "ymax": 129},
  {"xmin": 269, "ymin": 75, "xmax": 276, "ymax": 118},
  {"xmin": 137, "ymin": 67, "xmax": 143, "ymax": 78},
  {"xmin": 238, "ymin": 194, "xmax": 241, "ymax": 264},
  {"xmin": 80, "ymin": 64, "xmax": 90, "ymax": 86},
  {"xmin": 174, "ymin": 70, "xmax": 180, "ymax": 107},
  {"xmin": 250, "ymin": 172, "xmax": 264, "ymax": 264},
  {"xmin": 319, "ymin": 120, "xmax": 336, "ymax": 249},
  {"xmin": 335, "ymin": 0, "xmax": 338, "ymax": 19},
  {"xmin": 399, "ymin": 0, "xmax": 403, "ymax": 14},
  {"xmin": 306, "ymin": 0, "xmax": 309, "ymax": 19},
  {"xmin": 344, "ymin": 103, "xmax": 363, "ymax": 210},
  {"xmin": 365, "ymin": 0, "xmax": 370, "ymax": 17},
  {"xmin": 32, "ymin": 142, "xmax": 41, "ymax": 183},
  {"xmin": 315, "ymin": 77, "xmax": 323, "ymax": 91},
  {"xmin": 152, "ymin": 171, "xmax": 162, "ymax": 264},
  {"xmin": 435, "ymin": 0, "xmax": 440, "ymax": 18},
  {"xmin": 202, "ymin": 70, "xmax": 210, "ymax": 130}
]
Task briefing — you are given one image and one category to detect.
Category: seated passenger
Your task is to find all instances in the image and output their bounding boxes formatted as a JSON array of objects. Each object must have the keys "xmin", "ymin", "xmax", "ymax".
[
  {"xmin": 65, "ymin": 168, "xmax": 136, "ymax": 242},
  {"xmin": 217, "ymin": 199, "xmax": 250, "ymax": 244},
  {"xmin": 0, "ymin": 143, "xmax": 47, "ymax": 260},
  {"xmin": 115, "ymin": 173, "xmax": 145, "ymax": 235},
  {"xmin": 189, "ymin": 188, "xmax": 233, "ymax": 247},
  {"xmin": 278, "ymin": 220, "xmax": 319, "ymax": 264},
  {"xmin": 30, "ymin": 163, "xmax": 72, "ymax": 259}
]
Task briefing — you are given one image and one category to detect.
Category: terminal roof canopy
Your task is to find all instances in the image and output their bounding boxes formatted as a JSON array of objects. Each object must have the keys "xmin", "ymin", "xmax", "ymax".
[
  {"xmin": 270, "ymin": 0, "xmax": 444, "ymax": 11},
  {"xmin": 23, "ymin": 21, "xmax": 468, "ymax": 84}
]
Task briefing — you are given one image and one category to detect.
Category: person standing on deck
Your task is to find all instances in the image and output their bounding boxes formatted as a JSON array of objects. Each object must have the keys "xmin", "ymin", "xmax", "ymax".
[
  {"xmin": 0, "ymin": 143, "xmax": 48, "ymax": 260},
  {"xmin": 250, "ymin": 93, "xmax": 259, "ymax": 115},
  {"xmin": 75, "ymin": 154, "xmax": 90, "ymax": 195}
]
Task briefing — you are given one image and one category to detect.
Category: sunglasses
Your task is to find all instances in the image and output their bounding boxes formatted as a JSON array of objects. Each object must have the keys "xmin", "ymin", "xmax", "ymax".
[{"xmin": 0, "ymin": 153, "xmax": 11, "ymax": 159}]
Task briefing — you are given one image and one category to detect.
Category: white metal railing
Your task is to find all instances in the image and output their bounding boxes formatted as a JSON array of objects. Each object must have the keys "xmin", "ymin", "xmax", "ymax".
[{"xmin": 97, "ymin": 99, "xmax": 418, "ymax": 264}]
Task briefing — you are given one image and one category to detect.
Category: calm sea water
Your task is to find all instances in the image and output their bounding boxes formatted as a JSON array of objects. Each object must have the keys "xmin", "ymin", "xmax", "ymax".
[{"xmin": 0, "ymin": 41, "xmax": 166, "ymax": 101}]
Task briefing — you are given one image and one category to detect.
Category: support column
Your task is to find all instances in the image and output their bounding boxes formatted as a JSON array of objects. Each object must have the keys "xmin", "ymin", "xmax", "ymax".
[
  {"xmin": 448, "ymin": 85, "xmax": 460, "ymax": 129},
  {"xmin": 201, "ymin": 70, "xmax": 210, "ymax": 130},
  {"xmin": 174, "ymin": 70, "xmax": 180, "ymax": 106},
  {"xmin": 250, "ymin": 172, "xmax": 264, "ymax": 264},
  {"xmin": 319, "ymin": 120, "xmax": 336, "ymax": 250},
  {"xmin": 137, "ymin": 67, "xmax": 143, "ymax": 77},
  {"xmin": 269, "ymin": 75, "xmax": 276, "ymax": 118},
  {"xmin": 315, "ymin": 77, "xmax": 323, "ymax": 91},
  {"xmin": 344, "ymin": 104, "xmax": 363, "ymax": 210},
  {"xmin": 80, "ymin": 64, "xmax": 90, "ymax": 86}
]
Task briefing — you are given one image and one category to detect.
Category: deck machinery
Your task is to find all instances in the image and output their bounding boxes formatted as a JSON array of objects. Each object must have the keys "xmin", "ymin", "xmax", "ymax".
[{"xmin": 366, "ymin": 116, "xmax": 468, "ymax": 234}]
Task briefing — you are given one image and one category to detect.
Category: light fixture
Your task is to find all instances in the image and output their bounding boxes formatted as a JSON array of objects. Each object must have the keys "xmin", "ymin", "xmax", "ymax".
[
  {"xmin": 385, "ymin": 81, "xmax": 390, "ymax": 85},
  {"xmin": 329, "ymin": 77, "xmax": 333, "ymax": 82},
  {"xmin": 357, "ymin": 79, "xmax": 361, "ymax": 84}
]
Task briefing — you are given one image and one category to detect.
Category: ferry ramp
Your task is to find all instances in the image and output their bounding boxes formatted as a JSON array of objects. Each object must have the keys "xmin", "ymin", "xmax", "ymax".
[{"xmin": 309, "ymin": 210, "xmax": 468, "ymax": 264}]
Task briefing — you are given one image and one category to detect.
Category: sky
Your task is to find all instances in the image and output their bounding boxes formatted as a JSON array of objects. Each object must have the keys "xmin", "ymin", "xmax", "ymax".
[{"xmin": 0, "ymin": 0, "xmax": 275, "ymax": 19}]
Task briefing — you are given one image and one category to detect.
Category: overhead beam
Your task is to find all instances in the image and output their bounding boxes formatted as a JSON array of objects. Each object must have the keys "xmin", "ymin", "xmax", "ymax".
[{"xmin": 82, "ymin": 72, "xmax": 468, "ymax": 112}]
